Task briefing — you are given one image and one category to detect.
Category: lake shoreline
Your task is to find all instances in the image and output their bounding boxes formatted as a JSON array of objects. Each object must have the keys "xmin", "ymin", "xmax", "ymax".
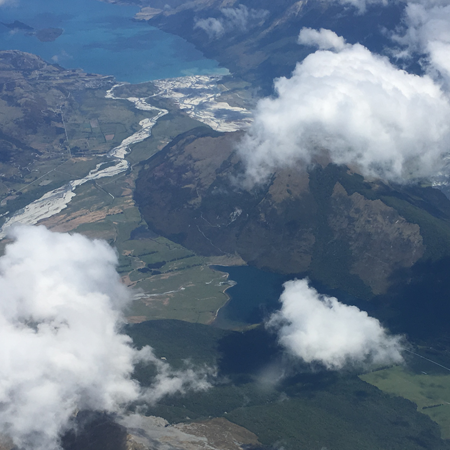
[
  {"xmin": 0, "ymin": 0, "xmax": 226, "ymax": 83},
  {"xmin": 209, "ymin": 264, "xmax": 288, "ymax": 330}
]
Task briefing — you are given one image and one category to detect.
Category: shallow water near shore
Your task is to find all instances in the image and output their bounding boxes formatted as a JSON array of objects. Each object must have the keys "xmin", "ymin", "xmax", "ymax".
[{"xmin": 0, "ymin": 0, "xmax": 226, "ymax": 82}]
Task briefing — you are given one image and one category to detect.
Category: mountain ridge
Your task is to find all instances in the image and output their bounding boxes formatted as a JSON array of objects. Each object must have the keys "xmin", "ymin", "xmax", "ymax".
[{"xmin": 135, "ymin": 127, "xmax": 450, "ymax": 299}]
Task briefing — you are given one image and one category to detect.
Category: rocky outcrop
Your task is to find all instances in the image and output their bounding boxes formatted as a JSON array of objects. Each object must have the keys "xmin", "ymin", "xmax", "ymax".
[
  {"xmin": 122, "ymin": 414, "xmax": 261, "ymax": 450},
  {"xmin": 329, "ymin": 183, "xmax": 425, "ymax": 294}
]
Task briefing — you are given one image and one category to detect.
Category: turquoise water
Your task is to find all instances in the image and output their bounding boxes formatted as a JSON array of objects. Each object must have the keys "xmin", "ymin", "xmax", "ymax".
[{"xmin": 0, "ymin": 0, "xmax": 227, "ymax": 82}]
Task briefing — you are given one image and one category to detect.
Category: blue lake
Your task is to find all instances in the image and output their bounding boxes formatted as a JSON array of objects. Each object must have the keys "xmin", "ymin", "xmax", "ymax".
[
  {"xmin": 0, "ymin": 0, "xmax": 227, "ymax": 82},
  {"xmin": 213, "ymin": 265, "xmax": 372, "ymax": 330},
  {"xmin": 213, "ymin": 265, "xmax": 289, "ymax": 329}
]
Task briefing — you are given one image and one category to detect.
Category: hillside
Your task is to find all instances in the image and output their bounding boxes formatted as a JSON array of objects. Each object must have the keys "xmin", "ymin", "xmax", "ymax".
[
  {"xmin": 135, "ymin": 127, "xmax": 450, "ymax": 300},
  {"xmin": 130, "ymin": 0, "xmax": 405, "ymax": 93}
]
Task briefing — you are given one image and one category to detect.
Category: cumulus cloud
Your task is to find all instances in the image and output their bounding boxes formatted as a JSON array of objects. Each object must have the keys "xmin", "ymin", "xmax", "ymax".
[
  {"xmin": 0, "ymin": 226, "xmax": 212, "ymax": 450},
  {"xmin": 299, "ymin": 27, "xmax": 349, "ymax": 51},
  {"xmin": 194, "ymin": 5, "xmax": 269, "ymax": 39},
  {"xmin": 267, "ymin": 279, "xmax": 404, "ymax": 370},
  {"xmin": 238, "ymin": 31, "xmax": 450, "ymax": 185},
  {"xmin": 392, "ymin": 1, "xmax": 450, "ymax": 81}
]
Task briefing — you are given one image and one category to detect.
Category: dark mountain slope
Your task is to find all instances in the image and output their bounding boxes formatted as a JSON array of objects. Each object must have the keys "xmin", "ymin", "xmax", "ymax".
[
  {"xmin": 138, "ymin": 0, "xmax": 405, "ymax": 94},
  {"xmin": 135, "ymin": 128, "xmax": 450, "ymax": 299}
]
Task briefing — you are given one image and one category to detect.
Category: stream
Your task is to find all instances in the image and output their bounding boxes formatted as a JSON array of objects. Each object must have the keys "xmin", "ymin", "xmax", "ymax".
[{"xmin": 0, "ymin": 87, "xmax": 168, "ymax": 239}]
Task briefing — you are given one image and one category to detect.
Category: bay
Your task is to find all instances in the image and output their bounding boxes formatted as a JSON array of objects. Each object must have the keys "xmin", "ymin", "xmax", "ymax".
[
  {"xmin": 213, "ymin": 265, "xmax": 288, "ymax": 329},
  {"xmin": 0, "ymin": 0, "xmax": 227, "ymax": 82},
  {"xmin": 212, "ymin": 265, "xmax": 373, "ymax": 330}
]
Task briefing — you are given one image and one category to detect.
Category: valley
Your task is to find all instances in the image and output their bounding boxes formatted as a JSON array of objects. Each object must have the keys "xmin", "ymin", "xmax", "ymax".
[{"xmin": 2, "ymin": 0, "xmax": 450, "ymax": 449}]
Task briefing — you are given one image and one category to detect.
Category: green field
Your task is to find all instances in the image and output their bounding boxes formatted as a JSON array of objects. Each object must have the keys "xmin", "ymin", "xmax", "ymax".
[
  {"xmin": 127, "ymin": 264, "xmax": 230, "ymax": 323},
  {"xmin": 361, "ymin": 364, "xmax": 450, "ymax": 439}
]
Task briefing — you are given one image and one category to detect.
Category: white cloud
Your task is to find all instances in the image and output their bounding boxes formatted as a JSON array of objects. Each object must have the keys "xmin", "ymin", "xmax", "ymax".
[
  {"xmin": 194, "ymin": 5, "xmax": 269, "ymax": 39},
  {"xmin": 194, "ymin": 17, "xmax": 225, "ymax": 39},
  {"xmin": 238, "ymin": 33, "xmax": 450, "ymax": 185},
  {"xmin": 0, "ymin": 226, "xmax": 212, "ymax": 450},
  {"xmin": 392, "ymin": 1, "xmax": 450, "ymax": 81},
  {"xmin": 267, "ymin": 279, "xmax": 404, "ymax": 370},
  {"xmin": 299, "ymin": 27, "xmax": 349, "ymax": 51},
  {"xmin": 141, "ymin": 351, "xmax": 213, "ymax": 404}
]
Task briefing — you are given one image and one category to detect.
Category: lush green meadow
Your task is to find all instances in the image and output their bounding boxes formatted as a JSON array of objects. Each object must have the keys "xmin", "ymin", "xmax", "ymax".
[{"xmin": 361, "ymin": 364, "xmax": 450, "ymax": 439}]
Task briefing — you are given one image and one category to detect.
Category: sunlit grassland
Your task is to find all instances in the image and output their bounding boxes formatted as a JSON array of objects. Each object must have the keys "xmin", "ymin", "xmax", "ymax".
[
  {"xmin": 360, "ymin": 365, "xmax": 450, "ymax": 438},
  {"xmin": 128, "ymin": 265, "xmax": 229, "ymax": 323}
]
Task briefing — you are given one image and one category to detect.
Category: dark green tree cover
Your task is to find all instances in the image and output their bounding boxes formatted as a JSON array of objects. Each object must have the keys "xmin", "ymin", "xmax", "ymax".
[{"xmin": 127, "ymin": 320, "xmax": 450, "ymax": 450}]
